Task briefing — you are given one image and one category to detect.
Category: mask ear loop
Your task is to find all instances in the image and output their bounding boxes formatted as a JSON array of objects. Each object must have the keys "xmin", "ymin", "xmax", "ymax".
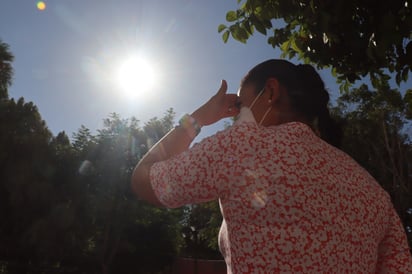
[
  {"xmin": 249, "ymin": 88, "xmax": 265, "ymax": 110},
  {"xmin": 259, "ymin": 106, "xmax": 272, "ymax": 126},
  {"xmin": 249, "ymin": 88, "xmax": 272, "ymax": 126}
]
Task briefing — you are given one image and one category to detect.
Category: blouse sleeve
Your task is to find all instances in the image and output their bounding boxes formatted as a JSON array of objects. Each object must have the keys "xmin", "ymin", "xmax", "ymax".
[
  {"xmin": 149, "ymin": 127, "xmax": 237, "ymax": 208},
  {"xmin": 376, "ymin": 199, "xmax": 412, "ymax": 273}
]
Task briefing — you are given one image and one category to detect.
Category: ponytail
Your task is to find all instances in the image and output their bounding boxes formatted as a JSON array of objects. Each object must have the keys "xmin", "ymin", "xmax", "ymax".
[{"xmin": 294, "ymin": 64, "xmax": 342, "ymax": 148}]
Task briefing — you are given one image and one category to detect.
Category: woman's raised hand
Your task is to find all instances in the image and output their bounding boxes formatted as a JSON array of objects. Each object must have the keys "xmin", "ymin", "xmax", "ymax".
[{"xmin": 191, "ymin": 80, "xmax": 239, "ymax": 127}]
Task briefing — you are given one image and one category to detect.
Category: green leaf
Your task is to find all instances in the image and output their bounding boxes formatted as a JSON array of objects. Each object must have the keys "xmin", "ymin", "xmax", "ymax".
[
  {"xmin": 251, "ymin": 16, "xmax": 267, "ymax": 35},
  {"xmin": 405, "ymin": 89, "xmax": 412, "ymax": 119},
  {"xmin": 237, "ymin": 28, "xmax": 249, "ymax": 43},
  {"xmin": 230, "ymin": 24, "xmax": 248, "ymax": 43},
  {"xmin": 243, "ymin": 20, "xmax": 253, "ymax": 35},
  {"xmin": 262, "ymin": 19, "xmax": 273, "ymax": 29},
  {"xmin": 222, "ymin": 30, "xmax": 230, "ymax": 43},
  {"xmin": 280, "ymin": 40, "xmax": 291, "ymax": 52},
  {"xmin": 371, "ymin": 73, "xmax": 379, "ymax": 88},
  {"xmin": 331, "ymin": 67, "xmax": 337, "ymax": 77},
  {"xmin": 268, "ymin": 36, "xmax": 276, "ymax": 47},
  {"xmin": 406, "ymin": 41, "xmax": 412, "ymax": 56},
  {"xmin": 290, "ymin": 37, "xmax": 300, "ymax": 53},
  {"xmin": 218, "ymin": 24, "xmax": 227, "ymax": 33},
  {"xmin": 288, "ymin": 51, "xmax": 297, "ymax": 59},
  {"xmin": 310, "ymin": 0, "xmax": 316, "ymax": 13},
  {"xmin": 402, "ymin": 68, "xmax": 409, "ymax": 82},
  {"xmin": 395, "ymin": 72, "xmax": 402, "ymax": 86},
  {"xmin": 339, "ymin": 80, "xmax": 350, "ymax": 93},
  {"xmin": 339, "ymin": 83, "xmax": 345, "ymax": 93},
  {"xmin": 344, "ymin": 81, "xmax": 350, "ymax": 93},
  {"xmin": 226, "ymin": 11, "xmax": 237, "ymax": 22}
]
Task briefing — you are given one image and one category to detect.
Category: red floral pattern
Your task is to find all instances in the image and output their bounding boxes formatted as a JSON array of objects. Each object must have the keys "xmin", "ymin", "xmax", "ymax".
[{"xmin": 150, "ymin": 122, "xmax": 412, "ymax": 273}]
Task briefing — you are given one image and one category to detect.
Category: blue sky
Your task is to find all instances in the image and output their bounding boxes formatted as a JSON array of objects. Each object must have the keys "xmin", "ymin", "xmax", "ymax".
[{"xmin": 1, "ymin": 0, "xmax": 408, "ymax": 141}]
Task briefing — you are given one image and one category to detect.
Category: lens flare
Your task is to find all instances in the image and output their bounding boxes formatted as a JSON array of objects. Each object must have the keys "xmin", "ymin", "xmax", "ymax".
[
  {"xmin": 37, "ymin": 1, "xmax": 46, "ymax": 11},
  {"xmin": 251, "ymin": 191, "xmax": 268, "ymax": 208},
  {"xmin": 78, "ymin": 160, "xmax": 93, "ymax": 175}
]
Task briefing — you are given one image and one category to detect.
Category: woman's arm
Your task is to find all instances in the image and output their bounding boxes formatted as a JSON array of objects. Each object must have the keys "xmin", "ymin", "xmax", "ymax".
[{"xmin": 131, "ymin": 80, "xmax": 239, "ymax": 205}]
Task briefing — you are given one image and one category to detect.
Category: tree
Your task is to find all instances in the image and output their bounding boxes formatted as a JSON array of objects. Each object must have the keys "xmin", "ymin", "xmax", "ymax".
[
  {"xmin": 219, "ymin": 0, "xmax": 412, "ymax": 90},
  {"xmin": 0, "ymin": 39, "xmax": 14, "ymax": 99},
  {"xmin": 0, "ymin": 97, "xmax": 57, "ymax": 270},
  {"xmin": 78, "ymin": 111, "xmax": 184, "ymax": 274},
  {"xmin": 332, "ymin": 81, "xmax": 412, "ymax": 247},
  {"xmin": 72, "ymin": 125, "xmax": 96, "ymax": 154},
  {"xmin": 180, "ymin": 201, "xmax": 222, "ymax": 259},
  {"xmin": 0, "ymin": 103, "xmax": 186, "ymax": 273}
]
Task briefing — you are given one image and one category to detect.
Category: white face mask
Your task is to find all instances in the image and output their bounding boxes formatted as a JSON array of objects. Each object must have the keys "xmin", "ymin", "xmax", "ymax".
[{"xmin": 235, "ymin": 88, "xmax": 272, "ymax": 126}]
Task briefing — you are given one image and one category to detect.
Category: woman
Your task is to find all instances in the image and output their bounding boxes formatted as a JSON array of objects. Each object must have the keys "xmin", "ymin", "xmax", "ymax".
[{"xmin": 132, "ymin": 59, "xmax": 412, "ymax": 273}]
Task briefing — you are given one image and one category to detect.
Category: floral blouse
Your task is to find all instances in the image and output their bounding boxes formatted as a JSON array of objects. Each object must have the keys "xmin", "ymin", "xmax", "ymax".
[{"xmin": 150, "ymin": 121, "xmax": 412, "ymax": 273}]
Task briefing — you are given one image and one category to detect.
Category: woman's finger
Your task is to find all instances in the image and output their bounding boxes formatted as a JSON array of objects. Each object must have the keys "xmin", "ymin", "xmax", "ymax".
[{"xmin": 217, "ymin": 79, "xmax": 228, "ymax": 96}]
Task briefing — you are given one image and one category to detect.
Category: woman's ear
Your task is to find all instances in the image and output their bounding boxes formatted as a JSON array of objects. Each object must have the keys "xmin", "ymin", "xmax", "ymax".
[{"xmin": 265, "ymin": 78, "xmax": 281, "ymax": 104}]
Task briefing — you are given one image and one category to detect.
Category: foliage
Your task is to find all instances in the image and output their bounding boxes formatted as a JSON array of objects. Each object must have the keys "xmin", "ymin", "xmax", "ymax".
[
  {"xmin": 0, "ymin": 97, "xmax": 73, "ymax": 270},
  {"xmin": 180, "ymin": 202, "xmax": 222, "ymax": 259},
  {"xmin": 332, "ymin": 78, "xmax": 412, "ymax": 247},
  {"xmin": 0, "ymin": 39, "xmax": 14, "ymax": 99},
  {"xmin": 0, "ymin": 102, "xmax": 185, "ymax": 273},
  {"xmin": 86, "ymin": 110, "xmax": 183, "ymax": 273},
  {"xmin": 219, "ymin": 0, "xmax": 412, "ymax": 90}
]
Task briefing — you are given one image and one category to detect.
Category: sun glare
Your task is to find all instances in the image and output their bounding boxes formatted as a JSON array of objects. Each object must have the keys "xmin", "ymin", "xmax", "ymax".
[{"xmin": 116, "ymin": 56, "xmax": 156, "ymax": 98}]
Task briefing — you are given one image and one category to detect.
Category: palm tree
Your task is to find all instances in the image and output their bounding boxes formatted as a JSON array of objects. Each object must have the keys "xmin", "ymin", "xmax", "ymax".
[{"xmin": 0, "ymin": 39, "xmax": 14, "ymax": 99}]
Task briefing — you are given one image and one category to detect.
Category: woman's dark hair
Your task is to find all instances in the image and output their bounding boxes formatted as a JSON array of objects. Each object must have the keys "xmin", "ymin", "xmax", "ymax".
[{"xmin": 242, "ymin": 59, "xmax": 342, "ymax": 148}]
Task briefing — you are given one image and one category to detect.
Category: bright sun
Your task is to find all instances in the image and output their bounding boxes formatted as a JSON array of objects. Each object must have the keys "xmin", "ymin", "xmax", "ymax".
[{"xmin": 116, "ymin": 55, "xmax": 156, "ymax": 98}]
